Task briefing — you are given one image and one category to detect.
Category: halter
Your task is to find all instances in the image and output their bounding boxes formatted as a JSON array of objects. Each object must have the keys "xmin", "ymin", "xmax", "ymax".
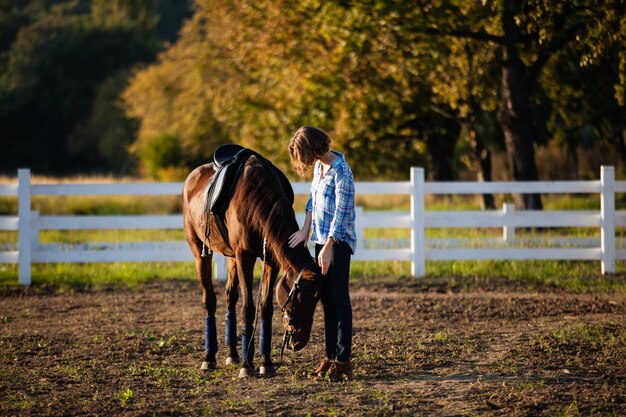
[{"xmin": 279, "ymin": 265, "xmax": 317, "ymax": 363}]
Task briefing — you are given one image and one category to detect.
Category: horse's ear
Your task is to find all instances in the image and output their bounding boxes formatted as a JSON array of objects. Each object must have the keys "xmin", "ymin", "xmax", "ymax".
[{"xmin": 302, "ymin": 266, "xmax": 322, "ymax": 293}]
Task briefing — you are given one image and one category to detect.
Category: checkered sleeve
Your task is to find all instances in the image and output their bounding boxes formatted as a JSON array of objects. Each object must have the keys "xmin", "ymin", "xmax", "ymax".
[{"xmin": 328, "ymin": 165, "xmax": 355, "ymax": 243}]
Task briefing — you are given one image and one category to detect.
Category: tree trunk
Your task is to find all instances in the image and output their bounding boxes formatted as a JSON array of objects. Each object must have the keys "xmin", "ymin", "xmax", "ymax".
[
  {"xmin": 617, "ymin": 128, "xmax": 626, "ymax": 169},
  {"xmin": 425, "ymin": 118, "xmax": 460, "ymax": 181},
  {"xmin": 469, "ymin": 127, "xmax": 495, "ymax": 210},
  {"xmin": 497, "ymin": 3, "xmax": 543, "ymax": 210}
]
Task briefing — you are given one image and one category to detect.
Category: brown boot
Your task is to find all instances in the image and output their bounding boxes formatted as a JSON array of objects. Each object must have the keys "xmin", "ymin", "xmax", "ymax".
[
  {"xmin": 308, "ymin": 358, "xmax": 333, "ymax": 379},
  {"xmin": 326, "ymin": 360, "xmax": 353, "ymax": 381}
]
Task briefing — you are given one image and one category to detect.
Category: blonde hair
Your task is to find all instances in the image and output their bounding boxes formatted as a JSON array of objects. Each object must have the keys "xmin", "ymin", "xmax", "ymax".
[{"xmin": 289, "ymin": 126, "xmax": 330, "ymax": 176}]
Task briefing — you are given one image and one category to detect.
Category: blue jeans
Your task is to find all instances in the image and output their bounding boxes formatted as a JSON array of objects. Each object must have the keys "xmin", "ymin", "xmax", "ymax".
[{"xmin": 315, "ymin": 242, "xmax": 352, "ymax": 362}]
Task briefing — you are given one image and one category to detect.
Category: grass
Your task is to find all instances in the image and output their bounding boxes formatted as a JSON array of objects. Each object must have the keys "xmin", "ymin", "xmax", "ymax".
[
  {"xmin": 529, "ymin": 322, "xmax": 626, "ymax": 375},
  {"xmin": 434, "ymin": 260, "xmax": 626, "ymax": 292},
  {"xmin": 117, "ymin": 388, "xmax": 134, "ymax": 407},
  {"xmin": 2, "ymin": 259, "xmax": 625, "ymax": 294},
  {"xmin": 549, "ymin": 324, "xmax": 624, "ymax": 352},
  {"xmin": 0, "ymin": 262, "xmax": 196, "ymax": 291}
]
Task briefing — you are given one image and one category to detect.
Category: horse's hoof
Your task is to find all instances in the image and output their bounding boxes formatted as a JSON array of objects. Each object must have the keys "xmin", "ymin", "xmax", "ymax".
[
  {"xmin": 226, "ymin": 356, "xmax": 240, "ymax": 366},
  {"xmin": 258, "ymin": 364, "xmax": 276, "ymax": 377},
  {"xmin": 238, "ymin": 367, "xmax": 255, "ymax": 379},
  {"xmin": 200, "ymin": 361, "xmax": 217, "ymax": 371}
]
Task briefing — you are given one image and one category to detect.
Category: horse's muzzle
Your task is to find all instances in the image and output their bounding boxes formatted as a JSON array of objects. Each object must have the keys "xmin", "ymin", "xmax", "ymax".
[{"xmin": 282, "ymin": 314, "xmax": 308, "ymax": 351}]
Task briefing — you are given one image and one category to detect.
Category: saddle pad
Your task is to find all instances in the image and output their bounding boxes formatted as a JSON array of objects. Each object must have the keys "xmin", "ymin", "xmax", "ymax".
[
  {"xmin": 207, "ymin": 162, "xmax": 232, "ymax": 211},
  {"xmin": 207, "ymin": 147, "xmax": 254, "ymax": 216},
  {"xmin": 203, "ymin": 145, "xmax": 295, "ymax": 252},
  {"xmin": 207, "ymin": 145, "xmax": 294, "ymax": 215}
]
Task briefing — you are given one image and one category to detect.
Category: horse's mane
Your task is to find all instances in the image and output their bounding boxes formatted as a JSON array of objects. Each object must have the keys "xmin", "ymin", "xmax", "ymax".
[{"xmin": 237, "ymin": 156, "xmax": 312, "ymax": 273}]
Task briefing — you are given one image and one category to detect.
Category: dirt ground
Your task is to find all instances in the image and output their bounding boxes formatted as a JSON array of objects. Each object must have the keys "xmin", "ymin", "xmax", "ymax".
[{"xmin": 1, "ymin": 278, "xmax": 625, "ymax": 416}]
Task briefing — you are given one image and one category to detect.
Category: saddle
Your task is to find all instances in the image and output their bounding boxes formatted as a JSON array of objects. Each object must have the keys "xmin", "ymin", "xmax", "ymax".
[{"xmin": 203, "ymin": 144, "xmax": 294, "ymax": 256}]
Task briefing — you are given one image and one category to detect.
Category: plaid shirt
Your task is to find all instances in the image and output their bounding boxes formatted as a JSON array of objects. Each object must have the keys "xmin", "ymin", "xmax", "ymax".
[{"xmin": 305, "ymin": 151, "xmax": 356, "ymax": 254}]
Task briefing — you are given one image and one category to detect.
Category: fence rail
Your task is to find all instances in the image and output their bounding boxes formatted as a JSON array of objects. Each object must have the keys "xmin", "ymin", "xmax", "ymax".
[{"xmin": 0, "ymin": 166, "xmax": 622, "ymax": 285}]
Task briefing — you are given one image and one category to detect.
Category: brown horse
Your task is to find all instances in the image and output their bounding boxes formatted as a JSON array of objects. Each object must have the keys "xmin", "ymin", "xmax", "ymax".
[{"xmin": 182, "ymin": 152, "xmax": 323, "ymax": 377}]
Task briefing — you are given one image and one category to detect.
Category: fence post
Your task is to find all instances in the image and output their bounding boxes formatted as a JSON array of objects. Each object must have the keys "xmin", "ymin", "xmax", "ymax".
[
  {"xmin": 355, "ymin": 206, "xmax": 365, "ymax": 252},
  {"xmin": 31, "ymin": 211, "xmax": 39, "ymax": 264},
  {"xmin": 601, "ymin": 165, "xmax": 615, "ymax": 274},
  {"xmin": 503, "ymin": 203, "xmax": 516, "ymax": 243},
  {"xmin": 214, "ymin": 253, "xmax": 227, "ymax": 281},
  {"xmin": 18, "ymin": 169, "xmax": 32, "ymax": 285},
  {"xmin": 410, "ymin": 167, "xmax": 425, "ymax": 277}
]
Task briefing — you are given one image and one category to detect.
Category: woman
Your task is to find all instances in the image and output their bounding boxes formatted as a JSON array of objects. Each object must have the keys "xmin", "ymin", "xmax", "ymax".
[{"xmin": 288, "ymin": 125, "xmax": 356, "ymax": 381}]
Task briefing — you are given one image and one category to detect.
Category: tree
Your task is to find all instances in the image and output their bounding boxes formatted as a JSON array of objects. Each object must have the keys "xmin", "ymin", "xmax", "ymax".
[
  {"xmin": 0, "ymin": 0, "xmax": 191, "ymax": 175},
  {"xmin": 412, "ymin": 0, "xmax": 626, "ymax": 208},
  {"xmin": 542, "ymin": 45, "xmax": 626, "ymax": 178},
  {"xmin": 125, "ymin": 0, "xmax": 443, "ymax": 179},
  {"xmin": 67, "ymin": 70, "xmax": 139, "ymax": 174},
  {"xmin": 124, "ymin": 0, "xmax": 626, "ymax": 188}
]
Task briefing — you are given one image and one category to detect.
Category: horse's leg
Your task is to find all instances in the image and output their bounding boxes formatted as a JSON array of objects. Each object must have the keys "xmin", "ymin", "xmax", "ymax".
[
  {"xmin": 259, "ymin": 263, "xmax": 279, "ymax": 377},
  {"xmin": 224, "ymin": 257, "xmax": 240, "ymax": 365},
  {"xmin": 197, "ymin": 253, "xmax": 218, "ymax": 371},
  {"xmin": 184, "ymin": 213, "xmax": 219, "ymax": 371},
  {"xmin": 236, "ymin": 251, "xmax": 257, "ymax": 378}
]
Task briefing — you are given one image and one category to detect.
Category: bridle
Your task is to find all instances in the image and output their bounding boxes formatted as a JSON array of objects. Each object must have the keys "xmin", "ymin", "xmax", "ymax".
[{"xmin": 278, "ymin": 265, "xmax": 318, "ymax": 363}]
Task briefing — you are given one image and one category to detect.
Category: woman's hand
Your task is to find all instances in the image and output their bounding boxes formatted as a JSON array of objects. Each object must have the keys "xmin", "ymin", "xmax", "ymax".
[
  {"xmin": 317, "ymin": 238, "xmax": 335, "ymax": 275},
  {"xmin": 288, "ymin": 230, "xmax": 308, "ymax": 248}
]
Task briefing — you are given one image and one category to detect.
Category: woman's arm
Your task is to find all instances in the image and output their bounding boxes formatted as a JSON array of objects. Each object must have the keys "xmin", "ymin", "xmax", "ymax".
[
  {"xmin": 327, "ymin": 167, "xmax": 355, "ymax": 244},
  {"xmin": 318, "ymin": 167, "xmax": 354, "ymax": 274}
]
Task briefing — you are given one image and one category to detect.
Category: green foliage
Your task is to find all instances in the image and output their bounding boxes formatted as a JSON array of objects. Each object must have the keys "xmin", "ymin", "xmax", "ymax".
[
  {"xmin": 537, "ymin": 1, "xmax": 626, "ymax": 176},
  {"xmin": 123, "ymin": 0, "xmax": 626, "ymax": 182},
  {"xmin": 0, "ymin": 0, "xmax": 192, "ymax": 176},
  {"xmin": 139, "ymin": 133, "xmax": 185, "ymax": 179},
  {"xmin": 67, "ymin": 70, "xmax": 139, "ymax": 174},
  {"xmin": 2, "ymin": 0, "xmax": 625, "ymax": 183},
  {"xmin": 123, "ymin": 0, "xmax": 438, "ymax": 179}
]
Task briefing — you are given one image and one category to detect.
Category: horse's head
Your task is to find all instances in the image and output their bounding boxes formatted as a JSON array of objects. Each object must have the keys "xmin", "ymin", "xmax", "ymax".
[{"xmin": 275, "ymin": 261, "xmax": 323, "ymax": 351}]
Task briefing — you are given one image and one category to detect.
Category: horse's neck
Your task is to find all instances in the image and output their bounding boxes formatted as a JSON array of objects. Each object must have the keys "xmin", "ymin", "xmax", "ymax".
[
  {"xmin": 266, "ymin": 231, "xmax": 309, "ymax": 274},
  {"xmin": 246, "ymin": 164, "xmax": 304, "ymax": 270},
  {"xmin": 266, "ymin": 213, "xmax": 311, "ymax": 272}
]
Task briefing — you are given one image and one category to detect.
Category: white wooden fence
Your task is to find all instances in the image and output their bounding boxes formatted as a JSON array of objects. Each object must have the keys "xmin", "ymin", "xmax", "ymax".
[{"xmin": 0, "ymin": 166, "xmax": 623, "ymax": 285}]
